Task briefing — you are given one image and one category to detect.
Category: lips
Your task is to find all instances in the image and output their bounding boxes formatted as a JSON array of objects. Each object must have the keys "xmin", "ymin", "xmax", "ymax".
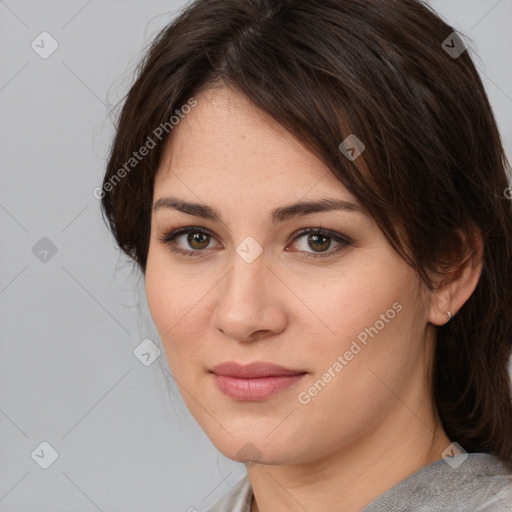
[
  {"xmin": 210, "ymin": 361, "xmax": 307, "ymax": 401},
  {"xmin": 211, "ymin": 361, "xmax": 306, "ymax": 378}
]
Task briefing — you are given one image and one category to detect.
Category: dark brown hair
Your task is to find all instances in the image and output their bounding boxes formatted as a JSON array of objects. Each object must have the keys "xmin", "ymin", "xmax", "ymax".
[{"xmin": 100, "ymin": 0, "xmax": 512, "ymax": 470}]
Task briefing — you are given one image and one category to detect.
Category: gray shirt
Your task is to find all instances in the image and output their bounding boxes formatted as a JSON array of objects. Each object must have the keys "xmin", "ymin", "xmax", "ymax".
[{"xmin": 207, "ymin": 453, "xmax": 512, "ymax": 511}]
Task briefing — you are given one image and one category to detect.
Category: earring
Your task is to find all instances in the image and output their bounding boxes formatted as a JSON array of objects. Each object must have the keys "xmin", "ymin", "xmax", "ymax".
[{"xmin": 445, "ymin": 311, "xmax": 452, "ymax": 321}]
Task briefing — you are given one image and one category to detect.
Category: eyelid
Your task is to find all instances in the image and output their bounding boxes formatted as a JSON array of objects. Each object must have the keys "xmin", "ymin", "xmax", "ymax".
[
  {"xmin": 290, "ymin": 227, "xmax": 351, "ymax": 246},
  {"xmin": 158, "ymin": 227, "xmax": 219, "ymax": 256},
  {"xmin": 158, "ymin": 225, "xmax": 351, "ymax": 259},
  {"xmin": 287, "ymin": 227, "xmax": 351, "ymax": 260}
]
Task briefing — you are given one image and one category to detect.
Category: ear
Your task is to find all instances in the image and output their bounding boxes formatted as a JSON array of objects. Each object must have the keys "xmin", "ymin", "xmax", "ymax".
[{"xmin": 428, "ymin": 226, "xmax": 483, "ymax": 326}]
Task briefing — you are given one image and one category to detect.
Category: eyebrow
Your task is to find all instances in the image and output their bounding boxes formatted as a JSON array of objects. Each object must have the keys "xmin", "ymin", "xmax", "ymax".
[{"xmin": 153, "ymin": 196, "xmax": 363, "ymax": 225}]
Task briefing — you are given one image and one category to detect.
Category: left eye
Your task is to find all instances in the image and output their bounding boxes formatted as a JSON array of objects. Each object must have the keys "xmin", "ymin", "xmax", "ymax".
[
  {"xmin": 291, "ymin": 230, "xmax": 347, "ymax": 257},
  {"xmin": 159, "ymin": 227, "xmax": 351, "ymax": 260},
  {"xmin": 287, "ymin": 228, "xmax": 351, "ymax": 259}
]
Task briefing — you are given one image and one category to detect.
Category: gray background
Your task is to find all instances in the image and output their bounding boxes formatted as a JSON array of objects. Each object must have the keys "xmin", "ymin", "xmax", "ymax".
[{"xmin": 1, "ymin": 1, "xmax": 511, "ymax": 511}]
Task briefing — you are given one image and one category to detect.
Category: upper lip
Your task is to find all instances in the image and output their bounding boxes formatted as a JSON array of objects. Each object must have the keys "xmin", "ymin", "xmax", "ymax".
[{"xmin": 211, "ymin": 361, "xmax": 307, "ymax": 378}]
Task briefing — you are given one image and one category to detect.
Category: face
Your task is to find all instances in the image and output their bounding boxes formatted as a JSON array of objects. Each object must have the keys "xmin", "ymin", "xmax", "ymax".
[{"xmin": 145, "ymin": 86, "xmax": 434, "ymax": 466}]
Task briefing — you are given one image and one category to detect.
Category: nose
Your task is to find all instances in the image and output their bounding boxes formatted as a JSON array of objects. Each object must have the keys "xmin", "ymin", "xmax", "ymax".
[{"xmin": 213, "ymin": 249, "xmax": 287, "ymax": 343}]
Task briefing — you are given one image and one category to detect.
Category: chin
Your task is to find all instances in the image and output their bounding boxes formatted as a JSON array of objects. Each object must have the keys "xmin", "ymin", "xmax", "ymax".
[{"xmin": 204, "ymin": 427, "xmax": 301, "ymax": 467}]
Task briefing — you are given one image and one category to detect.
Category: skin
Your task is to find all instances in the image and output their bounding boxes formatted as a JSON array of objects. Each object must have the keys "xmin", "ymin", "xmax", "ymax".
[{"xmin": 145, "ymin": 85, "xmax": 483, "ymax": 512}]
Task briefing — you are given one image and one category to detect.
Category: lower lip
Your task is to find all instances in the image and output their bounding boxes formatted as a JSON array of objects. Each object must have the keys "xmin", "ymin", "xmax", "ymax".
[{"xmin": 212, "ymin": 373, "xmax": 306, "ymax": 401}]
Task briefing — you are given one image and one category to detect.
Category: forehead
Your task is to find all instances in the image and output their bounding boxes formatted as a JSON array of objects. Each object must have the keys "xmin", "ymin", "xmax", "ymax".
[{"xmin": 154, "ymin": 86, "xmax": 355, "ymax": 204}]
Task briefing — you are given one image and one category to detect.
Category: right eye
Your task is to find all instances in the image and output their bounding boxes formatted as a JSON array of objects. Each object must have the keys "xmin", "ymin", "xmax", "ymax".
[{"xmin": 158, "ymin": 227, "xmax": 219, "ymax": 257}]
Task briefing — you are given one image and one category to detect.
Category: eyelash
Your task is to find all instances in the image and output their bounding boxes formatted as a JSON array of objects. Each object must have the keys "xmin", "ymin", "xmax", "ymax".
[{"xmin": 157, "ymin": 226, "xmax": 351, "ymax": 260}]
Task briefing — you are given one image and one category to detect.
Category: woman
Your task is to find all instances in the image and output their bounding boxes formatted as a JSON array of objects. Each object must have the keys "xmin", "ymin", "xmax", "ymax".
[{"xmin": 100, "ymin": 0, "xmax": 512, "ymax": 510}]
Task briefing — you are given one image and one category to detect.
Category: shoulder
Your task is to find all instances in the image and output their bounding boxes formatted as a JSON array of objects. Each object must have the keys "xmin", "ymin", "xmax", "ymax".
[
  {"xmin": 204, "ymin": 454, "xmax": 512, "ymax": 511},
  {"xmin": 362, "ymin": 452, "xmax": 512, "ymax": 512},
  {"xmin": 206, "ymin": 474, "xmax": 253, "ymax": 512}
]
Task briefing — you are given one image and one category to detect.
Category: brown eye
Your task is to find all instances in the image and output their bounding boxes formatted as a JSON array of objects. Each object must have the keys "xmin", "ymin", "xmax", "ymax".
[
  {"xmin": 289, "ymin": 228, "xmax": 351, "ymax": 260},
  {"xmin": 305, "ymin": 233, "xmax": 332, "ymax": 252},
  {"xmin": 186, "ymin": 232, "xmax": 211, "ymax": 250},
  {"xmin": 159, "ymin": 227, "xmax": 217, "ymax": 257},
  {"xmin": 159, "ymin": 226, "xmax": 351, "ymax": 260}
]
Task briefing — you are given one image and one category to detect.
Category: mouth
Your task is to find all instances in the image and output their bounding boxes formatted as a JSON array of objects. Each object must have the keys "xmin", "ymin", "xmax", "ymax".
[{"xmin": 210, "ymin": 361, "xmax": 308, "ymax": 401}]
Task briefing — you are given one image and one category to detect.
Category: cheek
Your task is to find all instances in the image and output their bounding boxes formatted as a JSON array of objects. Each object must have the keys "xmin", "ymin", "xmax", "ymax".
[
  {"xmin": 144, "ymin": 255, "xmax": 213, "ymax": 371},
  {"xmin": 145, "ymin": 262, "xmax": 219, "ymax": 415},
  {"xmin": 296, "ymin": 261, "xmax": 420, "ymax": 393},
  {"xmin": 292, "ymin": 263, "xmax": 402, "ymax": 344},
  {"xmin": 145, "ymin": 248, "xmax": 196, "ymax": 327}
]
